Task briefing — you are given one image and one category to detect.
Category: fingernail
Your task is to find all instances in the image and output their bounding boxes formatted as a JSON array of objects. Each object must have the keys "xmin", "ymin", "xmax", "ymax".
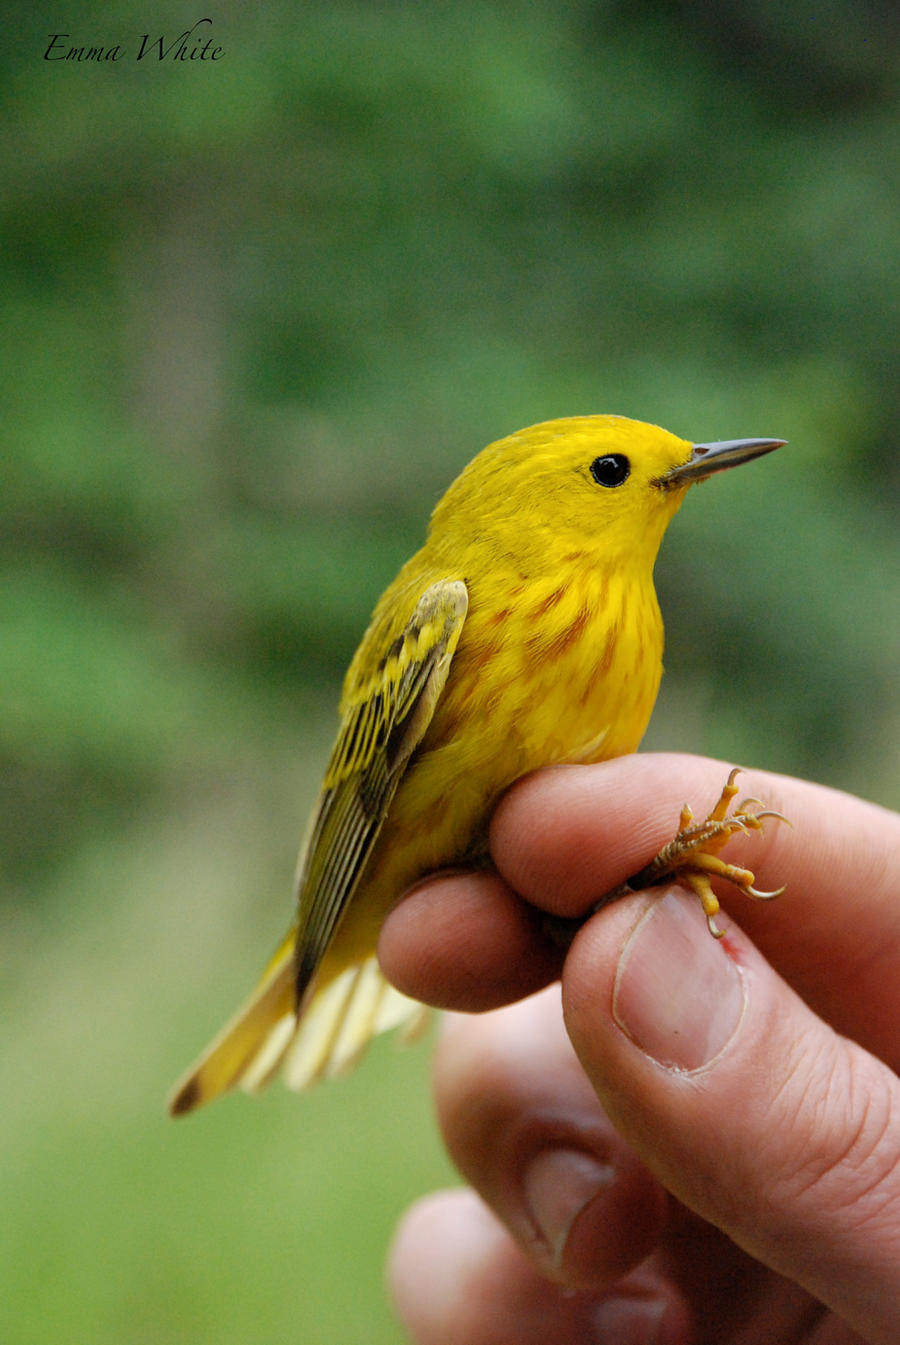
[
  {"xmin": 612, "ymin": 887, "xmax": 746, "ymax": 1071},
  {"xmin": 523, "ymin": 1147, "xmax": 615, "ymax": 1268},
  {"xmin": 590, "ymin": 1295, "xmax": 667, "ymax": 1344}
]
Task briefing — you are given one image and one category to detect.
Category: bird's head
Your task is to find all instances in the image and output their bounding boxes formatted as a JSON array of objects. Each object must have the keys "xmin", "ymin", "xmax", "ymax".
[{"xmin": 432, "ymin": 415, "xmax": 784, "ymax": 573}]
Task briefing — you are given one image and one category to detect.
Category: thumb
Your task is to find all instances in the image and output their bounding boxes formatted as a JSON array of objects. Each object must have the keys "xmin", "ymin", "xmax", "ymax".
[{"xmin": 562, "ymin": 886, "xmax": 900, "ymax": 1345}]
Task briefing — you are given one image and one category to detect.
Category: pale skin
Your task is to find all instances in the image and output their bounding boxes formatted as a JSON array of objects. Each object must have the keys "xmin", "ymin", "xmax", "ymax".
[{"xmin": 378, "ymin": 753, "xmax": 900, "ymax": 1345}]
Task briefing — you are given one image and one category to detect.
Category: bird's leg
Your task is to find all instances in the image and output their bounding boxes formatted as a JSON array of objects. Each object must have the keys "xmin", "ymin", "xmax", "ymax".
[
  {"xmin": 542, "ymin": 769, "xmax": 789, "ymax": 948},
  {"xmin": 615, "ymin": 767, "xmax": 789, "ymax": 937}
]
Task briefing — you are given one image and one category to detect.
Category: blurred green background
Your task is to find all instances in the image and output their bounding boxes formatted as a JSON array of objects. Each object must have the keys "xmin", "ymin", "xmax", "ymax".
[{"xmin": 3, "ymin": 2, "xmax": 898, "ymax": 1341}]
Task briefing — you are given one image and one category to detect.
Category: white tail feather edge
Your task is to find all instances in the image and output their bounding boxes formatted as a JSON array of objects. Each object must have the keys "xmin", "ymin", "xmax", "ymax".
[{"xmin": 241, "ymin": 954, "xmax": 429, "ymax": 1095}]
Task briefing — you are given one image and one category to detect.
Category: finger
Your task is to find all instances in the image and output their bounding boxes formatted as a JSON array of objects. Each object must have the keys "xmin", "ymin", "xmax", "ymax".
[
  {"xmin": 432, "ymin": 986, "xmax": 668, "ymax": 1289},
  {"xmin": 490, "ymin": 753, "xmax": 900, "ymax": 1067},
  {"xmin": 379, "ymin": 870, "xmax": 563, "ymax": 1010},
  {"xmin": 388, "ymin": 1189, "xmax": 689, "ymax": 1345},
  {"xmin": 561, "ymin": 884, "xmax": 900, "ymax": 1345},
  {"xmin": 433, "ymin": 992, "xmax": 830, "ymax": 1342}
]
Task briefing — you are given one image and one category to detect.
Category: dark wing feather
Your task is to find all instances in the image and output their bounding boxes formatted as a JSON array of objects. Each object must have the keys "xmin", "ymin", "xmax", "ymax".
[{"xmin": 292, "ymin": 579, "xmax": 468, "ymax": 1000}]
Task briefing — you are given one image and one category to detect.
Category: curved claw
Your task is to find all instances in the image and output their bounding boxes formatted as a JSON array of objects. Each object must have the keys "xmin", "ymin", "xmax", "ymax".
[
  {"xmin": 751, "ymin": 808, "xmax": 791, "ymax": 826},
  {"xmin": 725, "ymin": 818, "xmax": 751, "ymax": 834},
  {"xmin": 747, "ymin": 884, "xmax": 786, "ymax": 900}
]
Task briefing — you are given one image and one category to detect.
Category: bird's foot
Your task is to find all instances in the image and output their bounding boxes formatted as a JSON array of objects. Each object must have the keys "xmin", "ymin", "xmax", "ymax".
[{"xmin": 623, "ymin": 767, "xmax": 789, "ymax": 937}]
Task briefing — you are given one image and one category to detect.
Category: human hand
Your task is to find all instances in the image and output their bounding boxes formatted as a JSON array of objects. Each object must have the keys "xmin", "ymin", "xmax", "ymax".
[{"xmin": 379, "ymin": 754, "xmax": 900, "ymax": 1344}]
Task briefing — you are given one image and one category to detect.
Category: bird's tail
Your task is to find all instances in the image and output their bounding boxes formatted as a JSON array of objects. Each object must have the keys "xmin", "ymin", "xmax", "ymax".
[{"xmin": 168, "ymin": 940, "xmax": 428, "ymax": 1116}]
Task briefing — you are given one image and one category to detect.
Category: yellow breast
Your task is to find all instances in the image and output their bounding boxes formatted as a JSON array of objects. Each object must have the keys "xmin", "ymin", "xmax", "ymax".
[{"xmin": 329, "ymin": 556, "xmax": 664, "ymax": 967}]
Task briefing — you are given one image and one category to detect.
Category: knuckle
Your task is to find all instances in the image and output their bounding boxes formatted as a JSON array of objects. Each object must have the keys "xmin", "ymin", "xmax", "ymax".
[{"xmin": 766, "ymin": 1031, "xmax": 900, "ymax": 1236}]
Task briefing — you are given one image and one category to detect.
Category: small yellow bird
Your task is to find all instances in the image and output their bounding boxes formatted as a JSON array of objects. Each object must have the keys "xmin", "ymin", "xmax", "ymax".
[{"xmin": 170, "ymin": 415, "xmax": 784, "ymax": 1115}]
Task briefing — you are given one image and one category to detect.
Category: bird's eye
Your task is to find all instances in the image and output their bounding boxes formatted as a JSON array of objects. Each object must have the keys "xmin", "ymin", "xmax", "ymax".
[{"xmin": 590, "ymin": 454, "xmax": 630, "ymax": 487}]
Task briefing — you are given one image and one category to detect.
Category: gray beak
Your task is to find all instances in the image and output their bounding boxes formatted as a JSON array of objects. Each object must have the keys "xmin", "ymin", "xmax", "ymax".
[{"xmin": 660, "ymin": 437, "xmax": 786, "ymax": 489}]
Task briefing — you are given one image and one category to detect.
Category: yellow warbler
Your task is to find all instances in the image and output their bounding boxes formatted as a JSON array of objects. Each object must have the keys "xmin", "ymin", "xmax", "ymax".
[{"xmin": 170, "ymin": 415, "xmax": 783, "ymax": 1115}]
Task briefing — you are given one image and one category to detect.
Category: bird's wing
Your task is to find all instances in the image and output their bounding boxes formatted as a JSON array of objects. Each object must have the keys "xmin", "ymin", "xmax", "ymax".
[{"xmin": 292, "ymin": 577, "xmax": 468, "ymax": 1001}]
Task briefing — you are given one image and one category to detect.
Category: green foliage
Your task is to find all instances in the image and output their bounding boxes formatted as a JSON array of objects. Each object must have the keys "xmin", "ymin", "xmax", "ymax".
[{"xmin": 2, "ymin": 2, "xmax": 897, "ymax": 1340}]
